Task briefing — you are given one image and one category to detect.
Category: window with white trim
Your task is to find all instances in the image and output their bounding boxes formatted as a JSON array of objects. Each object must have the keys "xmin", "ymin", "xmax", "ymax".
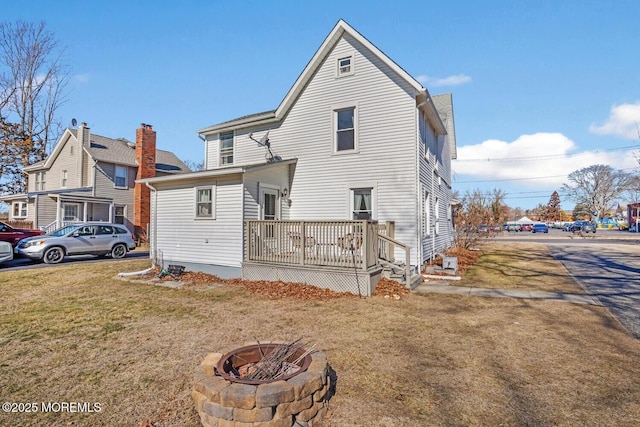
[
  {"xmin": 114, "ymin": 205, "xmax": 125, "ymax": 224},
  {"xmin": 337, "ymin": 55, "xmax": 353, "ymax": 76},
  {"xmin": 13, "ymin": 202, "xmax": 27, "ymax": 218},
  {"xmin": 61, "ymin": 170, "xmax": 68, "ymax": 188},
  {"xmin": 220, "ymin": 132, "xmax": 234, "ymax": 165},
  {"xmin": 115, "ymin": 165, "xmax": 127, "ymax": 188},
  {"xmin": 435, "ymin": 197, "xmax": 440, "ymax": 235},
  {"xmin": 335, "ymin": 107, "xmax": 356, "ymax": 152},
  {"xmin": 195, "ymin": 186, "xmax": 216, "ymax": 219},
  {"xmin": 351, "ymin": 188, "xmax": 372, "ymax": 220},
  {"xmin": 423, "ymin": 189, "xmax": 431, "ymax": 236},
  {"xmin": 35, "ymin": 171, "xmax": 46, "ymax": 191},
  {"xmin": 63, "ymin": 203, "xmax": 79, "ymax": 221}
]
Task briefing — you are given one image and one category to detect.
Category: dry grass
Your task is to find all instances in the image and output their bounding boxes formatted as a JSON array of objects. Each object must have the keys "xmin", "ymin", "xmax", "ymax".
[
  {"xmin": 458, "ymin": 242, "xmax": 584, "ymax": 293},
  {"xmin": 1, "ymin": 247, "xmax": 639, "ymax": 426}
]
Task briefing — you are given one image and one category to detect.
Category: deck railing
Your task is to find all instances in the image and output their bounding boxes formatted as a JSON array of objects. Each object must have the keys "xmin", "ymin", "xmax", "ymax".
[{"xmin": 244, "ymin": 220, "xmax": 379, "ymax": 270}]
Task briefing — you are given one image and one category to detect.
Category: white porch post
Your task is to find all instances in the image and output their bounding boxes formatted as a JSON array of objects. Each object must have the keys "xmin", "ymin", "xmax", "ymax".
[
  {"xmin": 109, "ymin": 203, "xmax": 114, "ymax": 222},
  {"xmin": 56, "ymin": 197, "xmax": 61, "ymax": 227},
  {"xmin": 83, "ymin": 201, "xmax": 88, "ymax": 222}
]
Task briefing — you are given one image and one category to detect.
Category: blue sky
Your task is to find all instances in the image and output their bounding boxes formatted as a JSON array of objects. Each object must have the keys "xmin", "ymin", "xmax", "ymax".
[{"xmin": 4, "ymin": 0, "xmax": 640, "ymax": 210}]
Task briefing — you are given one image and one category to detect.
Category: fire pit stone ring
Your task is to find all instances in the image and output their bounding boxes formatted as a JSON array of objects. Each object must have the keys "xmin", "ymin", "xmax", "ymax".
[{"xmin": 192, "ymin": 341, "xmax": 330, "ymax": 427}]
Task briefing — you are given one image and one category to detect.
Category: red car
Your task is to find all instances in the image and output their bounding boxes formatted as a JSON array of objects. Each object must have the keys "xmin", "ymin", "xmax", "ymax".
[{"xmin": 0, "ymin": 221, "xmax": 43, "ymax": 246}]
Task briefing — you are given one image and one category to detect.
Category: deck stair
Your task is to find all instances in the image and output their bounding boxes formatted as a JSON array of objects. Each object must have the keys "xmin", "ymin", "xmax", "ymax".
[{"xmin": 377, "ymin": 234, "xmax": 422, "ymax": 288}]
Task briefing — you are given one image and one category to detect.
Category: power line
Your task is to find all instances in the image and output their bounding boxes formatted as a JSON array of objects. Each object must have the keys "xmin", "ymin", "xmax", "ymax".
[
  {"xmin": 454, "ymin": 174, "xmax": 568, "ymax": 183},
  {"xmin": 453, "ymin": 144, "xmax": 638, "ymax": 163},
  {"xmin": 453, "ymin": 167, "xmax": 639, "ymax": 184}
]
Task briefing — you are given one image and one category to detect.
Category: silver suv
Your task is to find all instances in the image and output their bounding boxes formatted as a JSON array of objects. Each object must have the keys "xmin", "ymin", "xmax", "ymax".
[{"xmin": 16, "ymin": 223, "xmax": 136, "ymax": 264}]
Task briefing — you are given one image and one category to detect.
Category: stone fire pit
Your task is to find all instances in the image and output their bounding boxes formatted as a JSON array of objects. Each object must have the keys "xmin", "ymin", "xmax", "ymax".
[{"xmin": 192, "ymin": 342, "xmax": 330, "ymax": 427}]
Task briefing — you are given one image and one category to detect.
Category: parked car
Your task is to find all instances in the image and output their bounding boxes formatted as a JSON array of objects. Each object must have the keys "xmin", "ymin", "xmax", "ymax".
[
  {"xmin": 0, "ymin": 221, "xmax": 43, "ymax": 246},
  {"xmin": 520, "ymin": 224, "xmax": 532, "ymax": 231},
  {"xmin": 532, "ymin": 223, "xmax": 549, "ymax": 233},
  {"xmin": 505, "ymin": 223, "xmax": 522, "ymax": 232},
  {"xmin": 15, "ymin": 223, "xmax": 136, "ymax": 264},
  {"xmin": 0, "ymin": 241, "xmax": 13, "ymax": 264},
  {"xmin": 562, "ymin": 222, "xmax": 574, "ymax": 232},
  {"xmin": 478, "ymin": 224, "xmax": 489, "ymax": 233},
  {"xmin": 568, "ymin": 221, "xmax": 596, "ymax": 233}
]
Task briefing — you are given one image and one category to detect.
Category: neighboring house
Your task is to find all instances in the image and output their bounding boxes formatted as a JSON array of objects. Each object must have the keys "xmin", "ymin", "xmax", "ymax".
[
  {"xmin": 138, "ymin": 19, "xmax": 457, "ymax": 293},
  {"xmin": 0, "ymin": 123, "xmax": 190, "ymax": 236}
]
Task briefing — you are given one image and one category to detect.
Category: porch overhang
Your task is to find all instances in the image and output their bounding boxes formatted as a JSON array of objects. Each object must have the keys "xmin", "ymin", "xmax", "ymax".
[
  {"xmin": 48, "ymin": 193, "xmax": 113, "ymax": 204},
  {"xmin": 136, "ymin": 159, "xmax": 298, "ymax": 186}
]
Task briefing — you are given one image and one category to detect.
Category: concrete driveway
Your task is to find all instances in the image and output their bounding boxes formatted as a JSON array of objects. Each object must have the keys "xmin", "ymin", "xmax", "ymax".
[{"xmin": 546, "ymin": 242, "xmax": 640, "ymax": 339}]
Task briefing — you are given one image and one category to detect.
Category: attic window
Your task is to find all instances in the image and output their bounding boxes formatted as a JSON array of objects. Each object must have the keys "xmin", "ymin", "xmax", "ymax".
[{"xmin": 337, "ymin": 55, "xmax": 353, "ymax": 76}]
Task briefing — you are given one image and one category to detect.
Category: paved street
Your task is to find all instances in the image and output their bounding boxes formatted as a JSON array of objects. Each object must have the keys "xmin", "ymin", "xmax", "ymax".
[{"xmin": 546, "ymin": 242, "xmax": 640, "ymax": 339}]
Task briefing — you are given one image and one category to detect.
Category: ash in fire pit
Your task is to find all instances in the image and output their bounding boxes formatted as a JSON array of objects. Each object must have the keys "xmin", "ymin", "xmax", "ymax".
[{"xmin": 217, "ymin": 339, "xmax": 314, "ymax": 385}]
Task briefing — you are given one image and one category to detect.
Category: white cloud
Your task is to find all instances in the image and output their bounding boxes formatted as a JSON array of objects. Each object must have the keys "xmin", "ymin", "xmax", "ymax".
[
  {"xmin": 453, "ymin": 132, "xmax": 638, "ymax": 188},
  {"xmin": 417, "ymin": 74, "xmax": 471, "ymax": 87},
  {"xmin": 73, "ymin": 73, "xmax": 90, "ymax": 84},
  {"xmin": 589, "ymin": 102, "xmax": 640, "ymax": 139}
]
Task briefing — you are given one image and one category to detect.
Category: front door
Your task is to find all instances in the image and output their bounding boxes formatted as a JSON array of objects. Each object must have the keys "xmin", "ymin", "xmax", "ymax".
[
  {"xmin": 260, "ymin": 187, "xmax": 279, "ymax": 221},
  {"xmin": 260, "ymin": 187, "xmax": 279, "ymax": 241}
]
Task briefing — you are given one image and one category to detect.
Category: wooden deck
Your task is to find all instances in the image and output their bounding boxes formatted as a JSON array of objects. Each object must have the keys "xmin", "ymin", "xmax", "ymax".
[{"xmin": 243, "ymin": 220, "xmax": 414, "ymax": 295}]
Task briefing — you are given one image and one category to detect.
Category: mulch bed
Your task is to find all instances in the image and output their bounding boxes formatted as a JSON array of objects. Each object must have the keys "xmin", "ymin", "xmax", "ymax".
[{"xmin": 139, "ymin": 246, "xmax": 480, "ymax": 301}]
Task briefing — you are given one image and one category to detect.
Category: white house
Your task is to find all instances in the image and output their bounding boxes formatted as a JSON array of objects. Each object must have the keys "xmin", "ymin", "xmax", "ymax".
[{"xmin": 138, "ymin": 20, "xmax": 457, "ymax": 295}]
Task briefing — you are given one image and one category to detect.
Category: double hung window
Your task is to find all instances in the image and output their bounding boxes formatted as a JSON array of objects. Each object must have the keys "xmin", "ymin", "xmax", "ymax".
[
  {"xmin": 35, "ymin": 171, "xmax": 46, "ymax": 191},
  {"xmin": 13, "ymin": 202, "xmax": 27, "ymax": 218},
  {"xmin": 220, "ymin": 132, "xmax": 234, "ymax": 165},
  {"xmin": 336, "ymin": 107, "xmax": 356, "ymax": 152},
  {"xmin": 115, "ymin": 165, "xmax": 127, "ymax": 188},
  {"xmin": 352, "ymin": 188, "xmax": 372, "ymax": 220},
  {"xmin": 337, "ymin": 55, "xmax": 353, "ymax": 76},
  {"xmin": 196, "ymin": 187, "xmax": 215, "ymax": 219}
]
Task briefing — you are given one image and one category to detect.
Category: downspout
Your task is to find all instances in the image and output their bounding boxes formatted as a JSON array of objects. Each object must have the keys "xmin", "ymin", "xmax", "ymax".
[
  {"xmin": 145, "ymin": 181, "xmax": 158, "ymax": 267},
  {"xmin": 92, "ymin": 159, "xmax": 98, "ymax": 197},
  {"xmin": 431, "ymin": 160, "xmax": 435, "ymax": 261},
  {"xmin": 415, "ymin": 104, "xmax": 423, "ymax": 269},
  {"xmin": 34, "ymin": 194, "xmax": 38, "ymax": 229},
  {"xmin": 198, "ymin": 133, "xmax": 207, "ymax": 170}
]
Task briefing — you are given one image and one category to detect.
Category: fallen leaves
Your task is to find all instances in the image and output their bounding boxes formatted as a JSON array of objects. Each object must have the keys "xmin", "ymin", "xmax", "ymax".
[{"xmin": 145, "ymin": 268, "xmax": 411, "ymax": 300}]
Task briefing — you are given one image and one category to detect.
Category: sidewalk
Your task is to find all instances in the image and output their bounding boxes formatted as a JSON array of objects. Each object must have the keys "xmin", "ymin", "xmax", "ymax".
[{"xmin": 414, "ymin": 282, "xmax": 601, "ymax": 305}]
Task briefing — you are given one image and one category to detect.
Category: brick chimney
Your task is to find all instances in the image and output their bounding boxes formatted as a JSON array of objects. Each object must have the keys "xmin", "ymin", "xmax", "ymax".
[{"xmin": 134, "ymin": 123, "xmax": 156, "ymax": 239}]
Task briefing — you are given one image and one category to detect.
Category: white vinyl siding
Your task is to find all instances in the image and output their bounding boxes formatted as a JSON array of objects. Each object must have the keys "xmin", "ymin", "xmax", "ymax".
[
  {"xmin": 200, "ymin": 32, "xmax": 450, "ymax": 266},
  {"xmin": 154, "ymin": 180, "xmax": 243, "ymax": 267}
]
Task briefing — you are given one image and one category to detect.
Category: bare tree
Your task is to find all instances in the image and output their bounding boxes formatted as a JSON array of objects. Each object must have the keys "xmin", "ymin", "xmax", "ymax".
[
  {"xmin": 561, "ymin": 164, "xmax": 630, "ymax": 222},
  {"xmin": 454, "ymin": 188, "xmax": 502, "ymax": 249},
  {"xmin": 623, "ymin": 175, "xmax": 640, "ymax": 203},
  {"xmin": 0, "ymin": 21, "xmax": 68, "ymax": 193},
  {"xmin": 182, "ymin": 158, "xmax": 204, "ymax": 171}
]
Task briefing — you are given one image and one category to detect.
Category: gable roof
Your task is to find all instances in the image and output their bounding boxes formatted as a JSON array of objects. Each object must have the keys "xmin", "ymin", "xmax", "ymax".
[
  {"xmin": 24, "ymin": 128, "xmax": 190, "ymax": 173},
  {"xmin": 432, "ymin": 93, "xmax": 457, "ymax": 160},
  {"xmin": 198, "ymin": 19, "xmax": 446, "ymax": 136}
]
